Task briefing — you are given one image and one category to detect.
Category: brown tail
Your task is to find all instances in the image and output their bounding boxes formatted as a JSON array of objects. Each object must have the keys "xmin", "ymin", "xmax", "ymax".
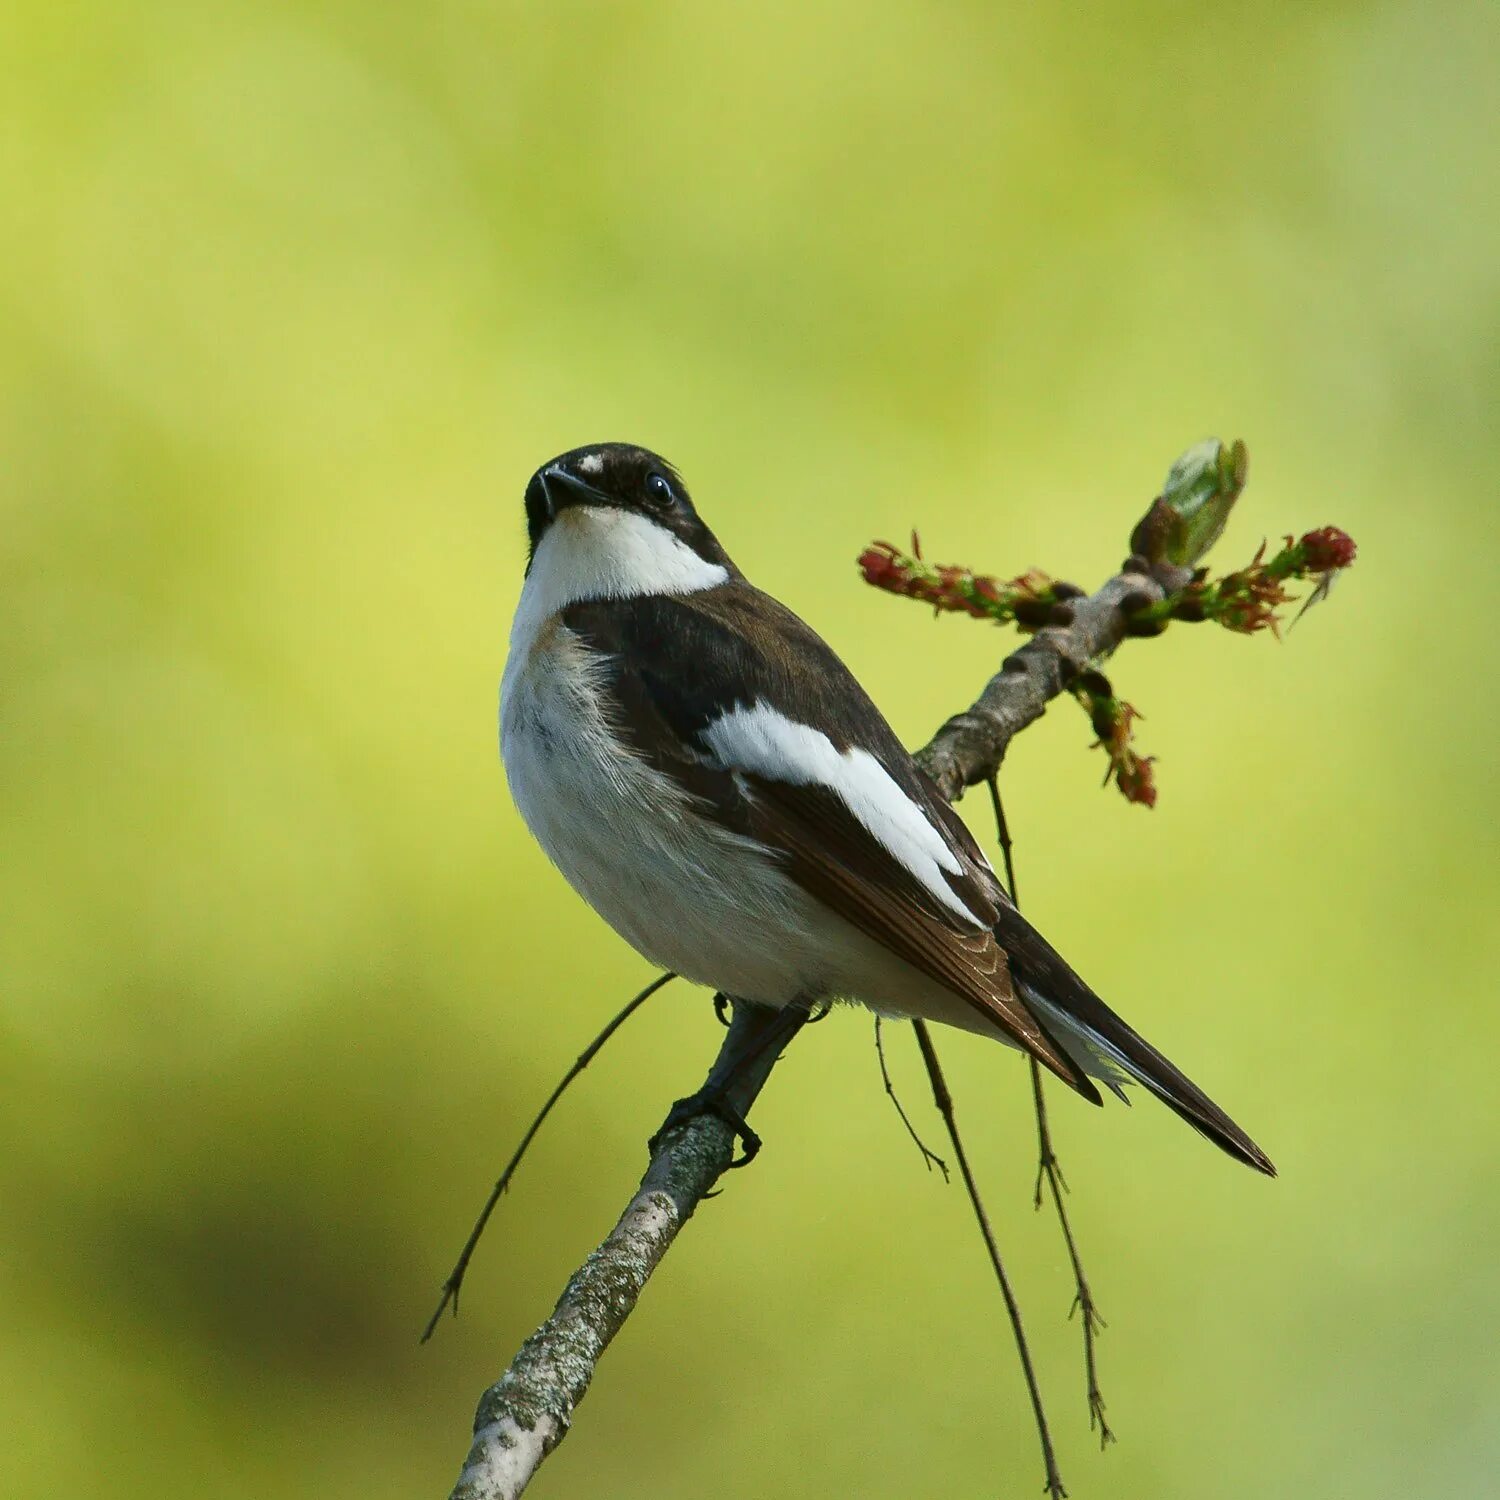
[{"xmin": 997, "ymin": 906, "xmax": 1277, "ymax": 1177}]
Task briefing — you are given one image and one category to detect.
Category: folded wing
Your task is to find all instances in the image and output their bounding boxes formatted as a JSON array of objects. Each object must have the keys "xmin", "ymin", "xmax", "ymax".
[{"xmin": 563, "ymin": 586, "xmax": 1095, "ymax": 1096}]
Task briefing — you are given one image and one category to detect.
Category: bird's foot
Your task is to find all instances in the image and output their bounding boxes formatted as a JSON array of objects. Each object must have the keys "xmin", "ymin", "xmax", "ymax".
[{"xmin": 648, "ymin": 1088, "xmax": 762, "ymax": 1168}]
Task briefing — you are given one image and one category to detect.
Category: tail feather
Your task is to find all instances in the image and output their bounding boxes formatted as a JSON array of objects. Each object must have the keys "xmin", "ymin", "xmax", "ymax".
[{"xmin": 998, "ymin": 909, "xmax": 1276, "ymax": 1177}]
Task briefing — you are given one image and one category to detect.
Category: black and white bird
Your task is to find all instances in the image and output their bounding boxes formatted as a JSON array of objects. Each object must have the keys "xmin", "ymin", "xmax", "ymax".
[{"xmin": 500, "ymin": 443, "xmax": 1275, "ymax": 1175}]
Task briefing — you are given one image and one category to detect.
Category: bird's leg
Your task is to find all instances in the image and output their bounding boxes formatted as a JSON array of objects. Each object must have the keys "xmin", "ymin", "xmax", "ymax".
[{"xmin": 648, "ymin": 999, "xmax": 809, "ymax": 1167}]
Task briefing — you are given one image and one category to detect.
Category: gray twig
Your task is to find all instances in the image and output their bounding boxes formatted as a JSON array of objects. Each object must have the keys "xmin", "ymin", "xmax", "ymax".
[{"xmin": 874, "ymin": 1015, "xmax": 949, "ymax": 1178}]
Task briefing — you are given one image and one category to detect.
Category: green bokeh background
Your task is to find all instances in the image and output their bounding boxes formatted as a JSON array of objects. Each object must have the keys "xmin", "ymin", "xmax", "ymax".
[{"xmin": 4, "ymin": 3, "xmax": 1496, "ymax": 1497}]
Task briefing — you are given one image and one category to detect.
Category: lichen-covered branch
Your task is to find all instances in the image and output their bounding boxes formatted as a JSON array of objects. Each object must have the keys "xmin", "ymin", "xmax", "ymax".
[
  {"xmin": 442, "ymin": 439, "xmax": 1274, "ymax": 1499},
  {"xmin": 449, "ymin": 1112, "xmax": 732, "ymax": 1500}
]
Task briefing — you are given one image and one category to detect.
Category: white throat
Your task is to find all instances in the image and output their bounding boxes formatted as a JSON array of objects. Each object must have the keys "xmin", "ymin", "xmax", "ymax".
[
  {"xmin": 505, "ymin": 506, "xmax": 729, "ymax": 675},
  {"xmin": 521, "ymin": 505, "xmax": 727, "ymax": 613}
]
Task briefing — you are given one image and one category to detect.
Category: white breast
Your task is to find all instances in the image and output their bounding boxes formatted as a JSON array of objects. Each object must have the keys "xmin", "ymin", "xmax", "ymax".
[
  {"xmin": 497, "ymin": 504, "xmax": 1028, "ymax": 1034},
  {"xmin": 501, "ymin": 619, "xmax": 823, "ymax": 1000},
  {"xmin": 499, "ymin": 505, "xmax": 813, "ymax": 999}
]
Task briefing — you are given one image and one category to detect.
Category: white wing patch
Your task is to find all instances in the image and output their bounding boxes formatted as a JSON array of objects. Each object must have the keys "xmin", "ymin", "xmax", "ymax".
[{"xmin": 702, "ymin": 703, "xmax": 975, "ymax": 921}]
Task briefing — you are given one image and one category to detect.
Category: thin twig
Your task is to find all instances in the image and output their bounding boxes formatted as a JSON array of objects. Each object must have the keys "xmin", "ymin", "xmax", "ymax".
[
  {"xmin": 985, "ymin": 775, "xmax": 1020, "ymax": 906},
  {"xmin": 912, "ymin": 1020, "xmax": 1067, "ymax": 1500},
  {"xmin": 873, "ymin": 1016, "xmax": 949, "ymax": 1179},
  {"xmin": 1027, "ymin": 1063, "xmax": 1067, "ymax": 1204},
  {"xmin": 422, "ymin": 971, "xmax": 676, "ymax": 1343},
  {"xmin": 1029, "ymin": 1058, "xmax": 1113, "ymax": 1445},
  {"xmin": 988, "ymin": 777, "xmax": 1115, "ymax": 1448}
]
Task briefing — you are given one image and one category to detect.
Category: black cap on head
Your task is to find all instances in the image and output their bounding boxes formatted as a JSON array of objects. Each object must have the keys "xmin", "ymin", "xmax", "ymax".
[{"xmin": 524, "ymin": 443, "xmax": 735, "ymax": 573}]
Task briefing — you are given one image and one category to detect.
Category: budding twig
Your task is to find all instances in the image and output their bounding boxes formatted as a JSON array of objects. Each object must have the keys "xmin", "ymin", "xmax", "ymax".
[
  {"xmin": 858, "ymin": 535, "xmax": 1068, "ymax": 628},
  {"xmin": 1070, "ymin": 669, "xmax": 1156, "ymax": 809},
  {"xmin": 1131, "ymin": 527, "xmax": 1358, "ymax": 635},
  {"xmin": 859, "ymin": 459, "xmax": 1356, "ymax": 807}
]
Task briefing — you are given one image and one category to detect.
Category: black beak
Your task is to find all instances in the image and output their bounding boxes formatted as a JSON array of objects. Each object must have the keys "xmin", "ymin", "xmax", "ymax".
[
  {"xmin": 524, "ymin": 457, "xmax": 615, "ymax": 568},
  {"xmin": 542, "ymin": 465, "xmax": 608, "ymax": 509}
]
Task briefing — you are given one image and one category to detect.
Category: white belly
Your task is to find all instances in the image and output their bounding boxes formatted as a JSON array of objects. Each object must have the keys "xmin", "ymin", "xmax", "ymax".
[
  {"xmin": 499, "ymin": 620, "xmax": 1018, "ymax": 1039},
  {"xmin": 501, "ymin": 622, "xmax": 813, "ymax": 1001}
]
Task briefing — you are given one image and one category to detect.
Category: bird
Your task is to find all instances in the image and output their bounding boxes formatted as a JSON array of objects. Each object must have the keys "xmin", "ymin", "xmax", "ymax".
[{"xmin": 499, "ymin": 442, "xmax": 1275, "ymax": 1176}]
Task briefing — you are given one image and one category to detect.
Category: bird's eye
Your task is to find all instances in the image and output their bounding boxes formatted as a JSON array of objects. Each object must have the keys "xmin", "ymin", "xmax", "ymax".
[{"xmin": 645, "ymin": 472, "xmax": 675, "ymax": 508}]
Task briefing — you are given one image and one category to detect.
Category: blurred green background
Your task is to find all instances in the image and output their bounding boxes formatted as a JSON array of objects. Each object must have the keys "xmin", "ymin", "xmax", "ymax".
[{"xmin": 4, "ymin": 2, "xmax": 1497, "ymax": 1497}]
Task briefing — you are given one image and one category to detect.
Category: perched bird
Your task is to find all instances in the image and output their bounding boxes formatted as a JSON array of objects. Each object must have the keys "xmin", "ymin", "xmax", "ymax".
[{"xmin": 499, "ymin": 443, "xmax": 1274, "ymax": 1175}]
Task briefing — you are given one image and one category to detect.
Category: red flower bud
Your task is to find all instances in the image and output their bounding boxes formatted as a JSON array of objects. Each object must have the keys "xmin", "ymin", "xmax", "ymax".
[
  {"xmin": 1116, "ymin": 756, "xmax": 1158, "ymax": 808},
  {"xmin": 857, "ymin": 544, "xmax": 905, "ymax": 589},
  {"xmin": 1299, "ymin": 526, "xmax": 1357, "ymax": 572}
]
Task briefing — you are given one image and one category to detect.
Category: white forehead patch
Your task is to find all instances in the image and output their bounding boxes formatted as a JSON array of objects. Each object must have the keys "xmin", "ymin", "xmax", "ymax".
[{"xmin": 575, "ymin": 452, "xmax": 604, "ymax": 476}]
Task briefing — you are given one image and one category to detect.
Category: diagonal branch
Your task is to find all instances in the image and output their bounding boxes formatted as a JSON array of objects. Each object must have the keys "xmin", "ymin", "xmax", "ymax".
[
  {"xmin": 448, "ymin": 998, "xmax": 793, "ymax": 1500},
  {"xmin": 442, "ymin": 441, "xmax": 1244, "ymax": 1500}
]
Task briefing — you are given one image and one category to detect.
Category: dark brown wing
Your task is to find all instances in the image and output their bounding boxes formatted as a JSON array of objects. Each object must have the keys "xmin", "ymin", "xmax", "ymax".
[
  {"xmin": 742, "ymin": 776, "xmax": 1095, "ymax": 1095},
  {"xmin": 562, "ymin": 588, "xmax": 1095, "ymax": 1097}
]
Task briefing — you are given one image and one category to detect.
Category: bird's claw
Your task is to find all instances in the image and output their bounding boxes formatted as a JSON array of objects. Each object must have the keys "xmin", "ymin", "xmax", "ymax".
[{"xmin": 648, "ymin": 1089, "xmax": 763, "ymax": 1168}]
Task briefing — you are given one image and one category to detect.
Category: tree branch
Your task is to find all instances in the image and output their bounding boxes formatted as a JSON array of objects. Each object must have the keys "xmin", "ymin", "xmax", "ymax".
[
  {"xmin": 916, "ymin": 557, "xmax": 1189, "ymax": 803},
  {"xmin": 443, "ymin": 441, "xmax": 1249, "ymax": 1500},
  {"xmin": 448, "ymin": 998, "xmax": 793, "ymax": 1500}
]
